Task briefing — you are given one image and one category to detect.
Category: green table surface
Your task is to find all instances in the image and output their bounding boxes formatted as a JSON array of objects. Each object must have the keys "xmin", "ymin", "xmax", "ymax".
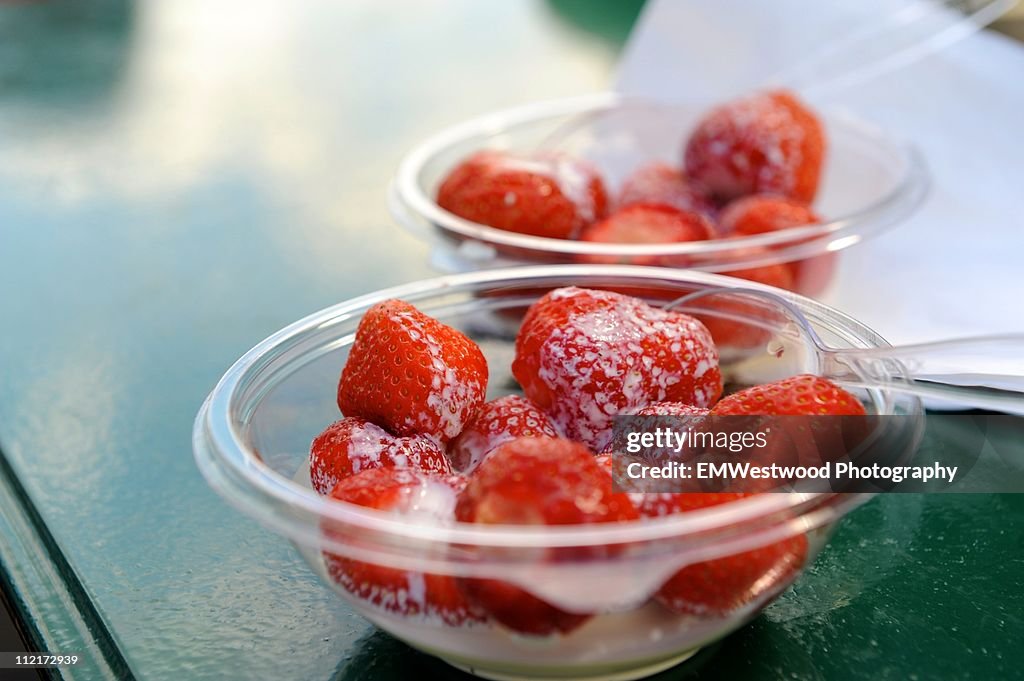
[{"xmin": 0, "ymin": 2, "xmax": 1021, "ymax": 680}]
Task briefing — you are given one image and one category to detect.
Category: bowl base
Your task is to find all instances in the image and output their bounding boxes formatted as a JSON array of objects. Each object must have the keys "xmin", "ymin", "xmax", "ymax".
[{"xmin": 440, "ymin": 647, "xmax": 699, "ymax": 681}]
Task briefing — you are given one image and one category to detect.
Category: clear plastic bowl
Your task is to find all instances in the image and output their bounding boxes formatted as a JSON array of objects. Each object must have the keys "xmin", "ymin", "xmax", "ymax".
[
  {"xmin": 193, "ymin": 265, "xmax": 924, "ymax": 681},
  {"xmin": 390, "ymin": 94, "xmax": 929, "ymax": 297}
]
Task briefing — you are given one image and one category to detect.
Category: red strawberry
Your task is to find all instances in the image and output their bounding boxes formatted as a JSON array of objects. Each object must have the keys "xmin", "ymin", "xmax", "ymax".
[
  {"xmin": 631, "ymin": 492, "xmax": 688, "ymax": 518},
  {"xmin": 447, "ymin": 395, "xmax": 559, "ymax": 473},
  {"xmin": 599, "ymin": 402, "xmax": 712, "ymax": 500},
  {"xmin": 651, "ymin": 492, "xmax": 808, "ymax": 615},
  {"xmin": 791, "ymin": 252, "xmax": 837, "ymax": 298},
  {"xmin": 713, "ymin": 375, "xmax": 868, "ymax": 479},
  {"xmin": 577, "ymin": 204, "xmax": 716, "ymax": 266},
  {"xmin": 513, "ymin": 287, "xmax": 722, "ymax": 451},
  {"xmin": 337, "ymin": 299, "xmax": 488, "ymax": 444},
  {"xmin": 700, "ymin": 260, "xmax": 797, "ymax": 350},
  {"xmin": 323, "ymin": 468, "xmax": 483, "ymax": 625},
  {"xmin": 713, "ymin": 375, "xmax": 865, "ymax": 416},
  {"xmin": 594, "ymin": 452, "xmax": 617, "ymax": 476},
  {"xmin": 455, "ymin": 437, "xmax": 638, "ymax": 635},
  {"xmin": 594, "ymin": 453, "xmax": 675, "ymax": 503},
  {"xmin": 456, "ymin": 437, "xmax": 638, "ymax": 527},
  {"xmin": 718, "ymin": 194, "xmax": 821, "ymax": 236},
  {"xmin": 309, "ymin": 417, "xmax": 452, "ymax": 495},
  {"xmin": 436, "ymin": 150, "xmax": 609, "ymax": 239},
  {"xmin": 721, "ymin": 261, "xmax": 795, "ymax": 291},
  {"xmin": 599, "ymin": 402, "xmax": 710, "ymax": 461},
  {"xmin": 631, "ymin": 402, "xmax": 712, "ymax": 419},
  {"xmin": 719, "ymin": 194, "xmax": 832, "ymax": 297},
  {"xmin": 684, "ymin": 90, "xmax": 825, "ymax": 203},
  {"xmin": 623, "ymin": 403, "xmax": 711, "ymax": 464},
  {"xmin": 617, "ymin": 162, "xmax": 715, "ymax": 216}
]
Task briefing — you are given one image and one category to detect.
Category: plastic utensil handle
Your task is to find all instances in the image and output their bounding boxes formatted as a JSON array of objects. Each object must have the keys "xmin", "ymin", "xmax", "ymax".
[
  {"xmin": 824, "ymin": 335, "xmax": 1024, "ymax": 411},
  {"xmin": 764, "ymin": 0, "xmax": 1015, "ymax": 97}
]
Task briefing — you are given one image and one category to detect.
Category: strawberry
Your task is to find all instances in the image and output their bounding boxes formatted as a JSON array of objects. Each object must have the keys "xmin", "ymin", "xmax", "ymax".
[
  {"xmin": 436, "ymin": 150, "xmax": 609, "ymax": 239},
  {"xmin": 702, "ymin": 260, "xmax": 797, "ymax": 350},
  {"xmin": 594, "ymin": 452, "xmax": 619, "ymax": 478},
  {"xmin": 651, "ymin": 492, "xmax": 808, "ymax": 615},
  {"xmin": 713, "ymin": 375, "xmax": 868, "ymax": 479},
  {"xmin": 599, "ymin": 402, "xmax": 710, "ymax": 464},
  {"xmin": 513, "ymin": 287, "xmax": 722, "ymax": 451},
  {"xmin": 447, "ymin": 395, "xmax": 559, "ymax": 473},
  {"xmin": 454, "ymin": 578, "xmax": 584, "ymax": 638},
  {"xmin": 456, "ymin": 437, "xmax": 638, "ymax": 528},
  {"xmin": 712, "ymin": 375, "xmax": 865, "ymax": 416},
  {"xmin": 631, "ymin": 402, "xmax": 712, "ymax": 419},
  {"xmin": 617, "ymin": 162, "xmax": 715, "ymax": 216},
  {"xmin": 323, "ymin": 468, "xmax": 484, "ymax": 625},
  {"xmin": 309, "ymin": 417, "xmax": 452, "ymax": 496},
  {"xmin": 719, "ymin": 194, "xmax": 832, "ymax": 297},
  {"xmin": 791, "ymin": 252, "xmax": 837, "ymax": 298},
  {"xmin": 718, "ymin": 194, "xmax": 821, "ymax": 236},
  {"xmin": 600, "ymin": 402, "xmax": 712, "ymax": 500},
  {"xmin": 577, "ymin": 204, "xmax": 716, "ymax": 266},
  {"xmin": 455, "ymin": 437, "xmax": 638, "ymax": 635},
  {"xmin": 594, "ymin": 453, "xmax": 681, "ymax": 503},
  {"xmin": 337, "ymin": 299, "xmax": 488, "ymax": 444},
  {"xmin": 684, "ymin": 90, "xmax": 825, "ymax": 203},
  {"xmin": 721, "ymin": 261, "xmax": 795, "ymax": 291}
]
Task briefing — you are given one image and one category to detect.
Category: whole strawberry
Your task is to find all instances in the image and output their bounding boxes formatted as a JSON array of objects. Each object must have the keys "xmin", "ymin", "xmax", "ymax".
[
  {"xmin": 651, "ymin": 492, "xmax": 808, "ymax": 615},
  {"xmin": 617, "ymin": 162, "xmax": 715, "ymax": 216},
  {"xmin": 513, "ymin": 287, "xmax": 722, "ymax": 451},
  {"xmin": 713, "ymin": 375, "xmax": 865, "ymax": 416},
  {"xmin": 596, "ymin": 402, "xmax": 711, "ymax": 501},
  {"xmin": 600, "ymin": 402, "xmax": 710, "ymax": 464},
  {"xmin": 437, "ymin": 150, "xmax": 609, "ymax": 239},
  {"xmin": 721, "ymin": 261, "xmax": 795, "ymax": 292},
  {"xmin": 684, "ymin": 90, "xmax": 825, "ymax": 203},
  {"xmin": 309, "ymin": 417, "xmax": 451, "ymax": 495},
  {"xmin": 337, "ymin": 299, "xmax": 488, "ymax": 444},
  {"xmin": 455, "ymin": 437, "xmax": 638, "ymax": 635},
  {"xmin": 718, "ymin": 194, "xmax": 821, "ymax": 236},
  {"xmin": 447, "ymin": 395, "xmax": 559, "ymax": 473},
  {"xmin": 323, "ymin": 468, "xmax": 484, "ymax": 626},
  {"xmin": 704, "ymin": 259, "xmax": 796, "ymax": 350},
  {"xmin": 631, "ymin": 402, "xmax": 712, "ymax": 419},
  {"xmin": 713, "ymin": 375, "xmax": 867, "ymax": 479},
  {"xmin": 719, "ymin": 194, "xmax": 831, "ymax": 297},
  {"xmin": 594, "ymin": 452, "xmax": 647, "ymax": 499},
  {"xmin": 578, "ymin": 204, "xmax": 716, "ymax": 266}
]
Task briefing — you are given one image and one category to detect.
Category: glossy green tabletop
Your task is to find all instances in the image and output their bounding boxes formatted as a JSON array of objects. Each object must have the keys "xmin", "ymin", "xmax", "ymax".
[{"xmin": 0, "ymin": 2, "xmax": 1021, "ymax": 680}]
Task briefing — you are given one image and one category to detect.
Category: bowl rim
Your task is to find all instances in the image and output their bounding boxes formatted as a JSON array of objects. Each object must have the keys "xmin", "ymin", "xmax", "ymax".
[
  {"xmin": 193, "ymin": 265, "xmax": 924, "ymax": 550},
  {"xmin": 392, "ymin": 92, "xmax": 929, "ymax": 262}
]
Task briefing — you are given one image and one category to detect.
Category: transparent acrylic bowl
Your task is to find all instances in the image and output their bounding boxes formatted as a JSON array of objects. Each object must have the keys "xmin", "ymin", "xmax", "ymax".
[
  {"xmin": 390, "ymin": 93, "xmax": 929, "ymax": 297},
  {"xmin": 193, "ymin": 265, "xmax": 924, "ymax": 681}
]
